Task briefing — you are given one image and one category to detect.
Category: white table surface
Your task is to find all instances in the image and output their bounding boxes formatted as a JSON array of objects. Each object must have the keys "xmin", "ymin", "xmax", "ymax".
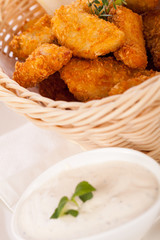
[{"xmin": 0, "ymin": 101, "xmax": 160, "ymax": 240}]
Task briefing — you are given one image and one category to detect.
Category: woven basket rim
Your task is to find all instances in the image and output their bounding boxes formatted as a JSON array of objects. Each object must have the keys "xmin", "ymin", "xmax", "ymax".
[{"xmin": 1, "ymin": 68, "xmax": 160, "ymax": 111}]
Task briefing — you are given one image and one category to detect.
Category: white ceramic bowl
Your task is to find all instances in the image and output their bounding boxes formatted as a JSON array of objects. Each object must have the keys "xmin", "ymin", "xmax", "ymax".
[{"xmin": 12, "ymin": 148, "xmax": 160, "ymax": 240}]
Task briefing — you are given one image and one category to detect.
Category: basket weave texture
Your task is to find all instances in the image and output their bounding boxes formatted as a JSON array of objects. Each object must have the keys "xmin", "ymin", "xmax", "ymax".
[{"xmin": 0, "ymin": 0, "xmax": 160, "ymax": 161}]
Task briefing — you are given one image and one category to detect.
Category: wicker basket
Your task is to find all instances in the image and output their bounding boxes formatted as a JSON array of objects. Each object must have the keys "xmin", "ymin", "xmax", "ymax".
[{"xmin": 0, "ymin": 0, "xmax": 160, "ymax": 161}]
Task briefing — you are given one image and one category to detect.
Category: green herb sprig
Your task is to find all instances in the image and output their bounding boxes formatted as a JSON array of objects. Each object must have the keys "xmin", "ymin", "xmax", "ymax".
[
  {"xmin": 50, "ymin": 181, "xmax": 96, "ymax": 219},
  {"xmin": 88, "ymin": 0, "xmax": 127, "ymax": 20}
]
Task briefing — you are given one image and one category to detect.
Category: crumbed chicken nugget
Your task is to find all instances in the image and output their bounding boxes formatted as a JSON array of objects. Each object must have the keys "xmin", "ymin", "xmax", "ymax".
[
  {"xmin": 60, "ymin": 57, "xmax": 157, "ymax": 102},
  {"xmin": 126, "ymin": 0, "xmax": 159, "ymax": 13},
  {"xmin": 13, "ymin": 43, "xmax": 72, "ymax": 88},
  {"xmin": 143, "ymin": 10, "xmax": 160, "ymax": 70},
  {"xmin": 9, "ymin": 14, "xmax": 55, "ymax": 59},
  {"xmin": 52, "ymin": 5, "xmax": 125, "ymax": 59},
  {"xmin": 39, "ymin": 72, "xmax": 76, "ymax": 101},
  {"xmin": 109, "ymin": 70, "xmax": 157, "ymax": 96},
  {"xmin": 60, "ymin": 57, "xmax": 119, "ymax": 101},
  {"xmin": 21, "ymin": 18, "xmax": 39, "ymax": 31},
  {"xmin": 72, "ymin": 0, "xmax": 94, "ymax": 12},
  {"xmin": 73, "ymin": 0, "xmax": 159, "ymax": 14},
  {"xmin": 110, "ymin": 6, "xmax": 147, "ymax": 69}
]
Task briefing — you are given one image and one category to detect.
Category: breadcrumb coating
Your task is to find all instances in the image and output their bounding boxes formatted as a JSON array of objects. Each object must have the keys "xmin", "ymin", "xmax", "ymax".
[
  {"xmin": 9, "ymin": 14, "xmax": 55, "ymax": 60},
  {"xmin": 13, "ymin": 43, "xmax": 72, "ymax": 88},
  {"xmin": 52, "ymin": 5, "xmax": 125, "ymax": 59},
  {"xmin": 109, "ymin": 70, "xmax": 158, "ymax": 96},
  {"xmin": 39, "ymin": 72, "xmax": 76, "ymax": 101},
  {"xmin": 111, "ymin": 6, "xmax": 148, "ymax": 69},
  {"xmin": 60, "ymin": 57, "xmax": 157, "ymax": 101},
  {"xmin": 143, "ymin": 10, "xmax": 160, "ymax": 70},
  {"xmin": 125, "ymin": 0, "xmax": 159, "ymax": 13}
]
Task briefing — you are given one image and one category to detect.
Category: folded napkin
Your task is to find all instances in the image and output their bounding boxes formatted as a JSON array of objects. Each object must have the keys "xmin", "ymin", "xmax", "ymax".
[{"xmin": 0, "ymin": 123, "xmax": 83, "ymax": 210}]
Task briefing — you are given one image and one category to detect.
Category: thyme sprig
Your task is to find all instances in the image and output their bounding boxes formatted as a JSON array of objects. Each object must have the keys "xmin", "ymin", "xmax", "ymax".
[{"xmin": 88, "ymin": 0, "xmax": 127, "ymax": 20}]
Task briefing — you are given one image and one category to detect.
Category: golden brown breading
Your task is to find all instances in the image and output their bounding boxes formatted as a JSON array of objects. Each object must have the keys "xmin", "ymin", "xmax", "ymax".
[
  {"xmin": 73, "ymin": 0, "xmax": 159, "ymax": 14},
  {"xmin": 21, "ymin": 18, "xmax": 39, "ymax": 31},
  {"xmin": 13, "ymin": 43, "xmax": 72, "ymax": 88},
  {"xmin": 143, "ymin": 10, "xmax": 160, "ymax": 70},
  {"xmin": 52, "ymin": 5, "xmax": 125, "ymax": 59},
  {"xmin": 39, "ymin": 72, "xmax": 76, "ymax": 102},
  {"xmin": 60, "ymin": 57, "xmax": 157, "ymax": 101},
  {"xmin": 110, "ymin": 6, "xmax": 147, "ymax": 69},
  {"xmin": 109, "ymin": 70, "xmax": 157, "ymax": 96},
  {"xmin": 9, "ymin": 14, "xmax": 55, "ymax": 60},
  {"xmin": 60, "ymin": 57, "xmax": 118, "ymax": 101},
  {"xmin": 125, "ymin": 0, "xmax": 159, "ymax": 13},
  {"xmin": 72, "ymin": 0, "xmax": 95, "ymax": 12}
]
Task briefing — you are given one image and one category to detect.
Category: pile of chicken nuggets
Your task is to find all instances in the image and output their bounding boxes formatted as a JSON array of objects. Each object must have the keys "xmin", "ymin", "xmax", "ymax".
[{"xmin": 10, "ymin": 0, "xmax": 160, "ymax": 102}]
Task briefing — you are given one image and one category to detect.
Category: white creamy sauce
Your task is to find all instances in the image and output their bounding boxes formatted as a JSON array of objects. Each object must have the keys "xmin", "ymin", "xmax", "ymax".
[{"xmin": 16, "ymin": 161, "xmax": 159, "ymax": 240}]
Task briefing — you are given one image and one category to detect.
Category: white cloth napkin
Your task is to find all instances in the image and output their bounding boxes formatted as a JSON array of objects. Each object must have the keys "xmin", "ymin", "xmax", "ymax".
[{"xmin": 0, "ymin": 123, "xmax": 83, "ymax": 210}]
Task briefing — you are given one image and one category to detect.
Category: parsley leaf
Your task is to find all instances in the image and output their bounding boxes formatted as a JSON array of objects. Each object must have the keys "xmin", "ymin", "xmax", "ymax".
[
  {"xmin": 79, "ymin": 192, "xmax": 93, "ymax": 202},
  {"xmin": 71, "ymin": 181, "xmax": 96, "ymax": 200},
  {"xmin": 50, "ymin": 181, "xmax": 96, "ymax": 219},
  {"xmin": 50, "ymin": 196, "xmax": 69, "ymax": 219},
  {"xmin": 65, "ymin": 209, "xmax": 79, "ymax": 217}
]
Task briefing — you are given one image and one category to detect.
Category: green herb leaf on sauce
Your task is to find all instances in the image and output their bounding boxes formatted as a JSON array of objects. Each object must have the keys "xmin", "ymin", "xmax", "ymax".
[
  {"xmin": 72, "ymin": 181, "xmax": 96, "ymax": 199},
  {"xmin": 79, "ymin": 192, "xmax": 93, "ymax": 202},
  {"xmin": 50, "ymin": 196, "xmax": 69, "ymax": 219},
  {"xmin": 65, "ymin": 209, "xmax": 79, "ymax": 217},
  {"xmin": 71, "ymin": 181, "xmax": 96, "ymax": 204},
  {"xmin": 50, "ymin": 181, "xmax": 96, "ymax": 219}
]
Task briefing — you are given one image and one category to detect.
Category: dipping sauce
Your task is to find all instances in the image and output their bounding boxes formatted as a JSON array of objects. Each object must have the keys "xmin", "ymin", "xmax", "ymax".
[{"xmin": 15, "ymin": 161, "xmax": 159, "ymax": 240}]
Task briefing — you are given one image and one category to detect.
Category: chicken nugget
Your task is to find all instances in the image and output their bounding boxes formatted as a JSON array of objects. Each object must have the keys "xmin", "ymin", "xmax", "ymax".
[
  {"xmin": 143, "ymin": 10, "xmax": 160, "ymax": 70},
  {"xmin": 110, "ymin": 6, "xmax": 147, "ymax": 69},
  {"xmin": 60, "ymin": 57, "xmax": 119, "ymax": 101},
  {"xmin": 60, "ymin": 57, "xmax": 157, "ymax": 101},
  {"xmin": 9, "ymin": 14, "xmax": 55, "ymax": 60},
  {"xmin": 39, "ymin": 72, "xmax": 76, "ymax": 101},
  {"xmin": 52, "ymin": 5, "xmax": 125, "ymax": 59},
  {"xmin": 13, "ymin": 43, "xmax": 72, "ymax": 88},
  {"xmin": 109, "ymin": 70, "xmax": 157, "ymax": 96},
  {"xmin": 126, "ymin": 0, "xmax": 159, "ymax": 13},
  {"xmin": 74, "ymin": 0, "xmax": 159, "ymax": 14},
  {"xmin": 21, "ymin": 18, "xmax": 39, "ymax": 31},
  {"xmin": 72, "ymin": 0, "xmax": 96, "ymax": 12},
  {"xmin": 73, "ymin": 0, "xmax": 122, "ymax": 13}
]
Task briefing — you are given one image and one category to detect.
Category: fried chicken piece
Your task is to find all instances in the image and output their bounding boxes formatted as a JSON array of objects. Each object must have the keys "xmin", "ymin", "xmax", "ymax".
[
  {"xmin": 126, "ymin": 0, "xmax": 159, "ymax": 13},
  {"xmin": 143, "ymin": 10, "xmax": 160, "ymax": 70},
  {"xmin": 110, "ymin": 6, "xmax": 147, "ymax": 69},
  {"xmin": 21, "ymin": 18, "xmax": 39, "ymax": 31},
  {"xmin": 73, "ymin": 0, "xmax": 159, "ymax": 14},
  {"xmin": 60, "ymin": 57, "xmax": 119, "ymax": 101},
  {"xmin": 9, "ymin": 14, "xmax": 55, "ymax": 60},
  {"xmin": 109, "ymin": 70, "xmax": 157, "ymax": 96},
  {"xmin": 60, "ymin": 57, "xmax": 157, "ymax": 102},
  {"xmin": 72, "ymin": 0, "xmax": 96, "ymax": 12},
  {"xmin": 39, "ymin": 72, "xmax": 76, "ymax": 101},
  {"xmin": 13, "ymin": 43, "xmax": 72, "ymax": 88},
  {"xmin": 52, "ymin": 5, "xmax": 125, "ymax": 59}
]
